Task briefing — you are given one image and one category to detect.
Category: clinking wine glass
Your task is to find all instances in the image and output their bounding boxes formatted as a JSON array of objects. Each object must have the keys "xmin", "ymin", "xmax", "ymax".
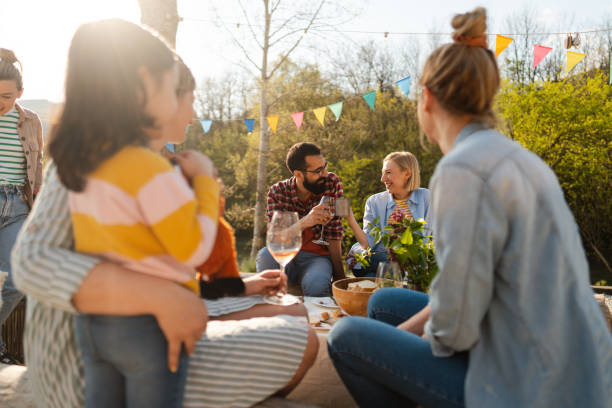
[
  {"xmin": 312, "ymin": 195, "xmax": 335, "ymax": 246},
  {"xmin": 265, "ymin": 211, "xmax": 302, "ymax": 305}
]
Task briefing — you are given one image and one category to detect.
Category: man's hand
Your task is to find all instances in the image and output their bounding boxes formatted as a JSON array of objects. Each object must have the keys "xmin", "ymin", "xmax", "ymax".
[
  {"xmin": 300, "ymin": 203, "xmax": 332, "ymax": 230},
  {"xmin": 155, "ymin": 284, "xmax": 208, "ymax": 372},
  {"xmin": 243, "ymin": 269, "xmax": 288, "ymax": 296}
]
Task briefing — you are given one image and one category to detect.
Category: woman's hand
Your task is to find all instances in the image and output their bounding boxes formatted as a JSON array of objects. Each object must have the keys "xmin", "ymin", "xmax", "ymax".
[
  {"xmin": 155, "ymin": 284, "xmax": 208, "ymax": 372},
  {"xmin": 243, "ymin": 269, "xmax": 288, "ymax": 296},
  {"xmin": 397, "ymin": 304, "xmax": 431, "ymax": 337}
]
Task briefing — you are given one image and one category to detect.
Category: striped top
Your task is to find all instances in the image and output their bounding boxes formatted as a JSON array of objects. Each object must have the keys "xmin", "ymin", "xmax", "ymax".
[
  {"xmin": 0, "ymin": 107, "xmax": 26, "ymax": 185},
  {"xmin": 388, "ymin": 198, "xmax": 414, "ymax": 224},
  {"xmin": 11, "ymin": 164, "xmax": 309, "ymax": 408},
  {"xmin": 69, "ymin": 146, "xmax": 220, "ymax": 285}
]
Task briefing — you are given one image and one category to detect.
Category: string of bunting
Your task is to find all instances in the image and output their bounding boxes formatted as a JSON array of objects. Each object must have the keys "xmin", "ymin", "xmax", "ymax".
[{"xmin": 183, "ymin": 33, "xmax": 607, "ymax": 137}]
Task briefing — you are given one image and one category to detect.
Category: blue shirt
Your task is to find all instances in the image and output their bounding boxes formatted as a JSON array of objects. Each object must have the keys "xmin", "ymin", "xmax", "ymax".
[{"xmin": 424, "ymin": 122, "xmax": 612, "ymax": 407}]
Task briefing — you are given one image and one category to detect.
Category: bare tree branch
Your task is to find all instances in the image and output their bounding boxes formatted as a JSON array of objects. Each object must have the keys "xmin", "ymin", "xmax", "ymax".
[
  {"xmin": 268, "ymin": 0, "xmax": 325, "ymax": 78},
  {"xmin": 237, "ymin": 0, "xmax": 263, "ymax": 49}
]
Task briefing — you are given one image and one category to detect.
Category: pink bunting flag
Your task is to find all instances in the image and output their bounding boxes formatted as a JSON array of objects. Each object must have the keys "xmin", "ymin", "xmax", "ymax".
[
  {"xmin": 533, "ymin": 45, "xmax": 553, "ymax": 69},
  {"xmin": 291, "ymin": 112, "xmax": 304, "ymax": 131}
]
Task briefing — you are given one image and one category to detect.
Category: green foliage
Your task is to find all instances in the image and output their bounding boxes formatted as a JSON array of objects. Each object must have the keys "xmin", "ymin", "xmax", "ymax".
[
  {"xmin": 496, "ymin": 73, "xmax": 612, "ymax": 260},
  {"xmin": 360, "ymin": 214, "xmax": 438, "ymax": 292}
]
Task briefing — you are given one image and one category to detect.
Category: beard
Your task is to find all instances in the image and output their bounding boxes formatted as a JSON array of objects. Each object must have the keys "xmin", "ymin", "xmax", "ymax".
[{"xmin": 303, "ymin": 176, "xmax": 327, "ymax": 195}]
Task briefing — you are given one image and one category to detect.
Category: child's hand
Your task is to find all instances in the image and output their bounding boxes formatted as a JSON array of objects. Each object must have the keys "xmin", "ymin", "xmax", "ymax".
[{"xmin": 174, "ymin": 150, "xmax": 215, "ymax": 180}]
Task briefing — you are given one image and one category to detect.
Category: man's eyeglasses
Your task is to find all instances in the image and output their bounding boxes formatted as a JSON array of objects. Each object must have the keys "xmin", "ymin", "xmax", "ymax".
[{"xmin": 300, "ymin": 162, "xmax": 328, "ymax": 176}]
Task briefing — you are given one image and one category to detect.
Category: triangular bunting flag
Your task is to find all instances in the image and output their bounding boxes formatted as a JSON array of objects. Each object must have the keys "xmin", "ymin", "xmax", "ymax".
[
  {"xmin": 565, "ymin": 51, "xmax": 586, "ymax": 74},
  {"xmin": 533, "ymin": 45, "xmax": 552, "ymax": 69},
  {"xmin": 495, "ymin": 35, "xmax": 513, "ymax": 57},
  {"xmin": 396, "ymin": 76, "xmax": 411, "ymax": 97},
  {"xmin": 200, "ymin": 119, "xmax": 212, "ymax": 134},
  {"xmin": 244, "ymin": 119, "xmax": 255, "ymax": 133},
  {"xmin": 266, "ymin": 115, "xmax": 279, "ymax": 134},
  {"xmin": 165, "ymin": 143, "xmax": 175, "ymax": 153},
  {"xmin": 362, "ymin": 90, "xmax": 376, "ymax": 111},
  {"xmin": 313, "ymin": 107, "xmax": 327, "ymax": 127},
  {"xmin": 328, "ymin": 102, "xmax": 343, "ymax": 121},
  {"xmin": 291, "ymin": 112, "xmax": 304, "ymax": 131}
]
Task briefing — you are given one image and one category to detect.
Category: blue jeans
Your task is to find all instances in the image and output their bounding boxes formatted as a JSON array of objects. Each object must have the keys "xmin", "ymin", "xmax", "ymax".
[
  {"xmin": 353, "ymin": 250, "xmax": 388, "ymax": 277},
  {"xmin": 327, "ymin": 288, "xmax": 468, "ymax": 408},
  {"xmin": 256, "ymin": 247, "xmax": 332, "ymax": 296},
  {"xmin": 0, "ymin": 184, "xmax": 28, "ymax": 353},
  {"xmin": 74, "ymin": 314, "xmax": 188, "ymax": 408}
]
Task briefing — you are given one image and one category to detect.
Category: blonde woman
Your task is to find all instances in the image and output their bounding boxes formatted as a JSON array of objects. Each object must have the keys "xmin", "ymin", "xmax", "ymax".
[
  {"xmin": 328, "ymin": 7, "xmax": 611, "ymax": 408},
  {"xmin": 0, "ymin": 48, "xmax": 43, "ymax": 364},
  {"xmin": 347, "ymin": 151, "xmax": 431, "ymax": 277}
]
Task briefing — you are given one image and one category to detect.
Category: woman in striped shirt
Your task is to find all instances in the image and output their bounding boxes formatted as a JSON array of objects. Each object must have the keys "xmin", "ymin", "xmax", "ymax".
[
  {"xmin": 347, "ymin": 152, "xmax": 431, "ymax": 276},
  {"xmin": 0, "ymin": 48, "xmax": 43, "ymax": 365}
]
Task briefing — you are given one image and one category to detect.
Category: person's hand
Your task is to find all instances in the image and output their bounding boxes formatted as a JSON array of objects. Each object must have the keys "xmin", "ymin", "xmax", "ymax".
[
  {"xmin": 301, "ymin": 203, "xmax": 332, "ymax": 229},
  {"xmin": 397, "ymin": 305, "xmax": 431, "ymax": 337},
  {"xmin": 155, "ymin": 284, "xmax": 208, "ymax": 372},
  {"xmin": 243, "ymin": 269, "xmax": 288, "ymax": 296},
  {"xmin": 173, "ymin": 150, "xmax": 215, "ymax": 180}
]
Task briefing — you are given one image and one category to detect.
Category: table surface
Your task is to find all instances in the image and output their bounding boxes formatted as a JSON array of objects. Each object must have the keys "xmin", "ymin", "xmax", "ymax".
[{"xmin": 287, "ymin": 297, "xmax": 357, "ymax": 407}]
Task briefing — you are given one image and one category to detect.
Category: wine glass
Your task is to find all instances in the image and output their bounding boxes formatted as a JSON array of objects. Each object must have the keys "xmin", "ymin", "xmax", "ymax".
[
  {"xmin": 312, "ymin": 195, "xmax": 335, "ymax": 246},
  {"xmin": 265, "ymin": 211, "xmax": 302, "ymax": 305},
  {"xmin": 375, "ymin": 262, "xmax": 404, "ymax": 289}
]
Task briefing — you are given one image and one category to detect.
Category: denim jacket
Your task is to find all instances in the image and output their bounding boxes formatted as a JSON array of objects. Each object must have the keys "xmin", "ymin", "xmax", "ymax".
[
  {"xmin": 348, "ymin": 188, "xmax": 431, "ymax": 264},
  {"xmin": 424, "ymin": 122, "xmax": 612, "ymax": 408}
]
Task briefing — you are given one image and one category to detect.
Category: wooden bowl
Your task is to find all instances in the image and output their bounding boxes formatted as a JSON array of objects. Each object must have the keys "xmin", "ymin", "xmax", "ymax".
[{"xmin": 332, "ymin": 277, "xmax": 378, "ymax": 316}]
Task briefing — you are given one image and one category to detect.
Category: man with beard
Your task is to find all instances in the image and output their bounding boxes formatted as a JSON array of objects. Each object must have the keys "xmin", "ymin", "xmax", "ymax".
[{"xmin": 256, "ymin": 142, "xmax": 346, "ymax": 296}]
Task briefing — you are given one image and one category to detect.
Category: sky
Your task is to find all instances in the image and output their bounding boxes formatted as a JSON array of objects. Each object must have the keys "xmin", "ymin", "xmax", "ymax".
[{"xmin": 1, "ymin": 0, "xmax": 610, "ymax": 102}]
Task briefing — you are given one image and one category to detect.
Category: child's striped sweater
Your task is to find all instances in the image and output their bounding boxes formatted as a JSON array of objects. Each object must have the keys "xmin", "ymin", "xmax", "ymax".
[{"xmin": 69, "ymin": 146, "xmax": 219, "ymax": 286}]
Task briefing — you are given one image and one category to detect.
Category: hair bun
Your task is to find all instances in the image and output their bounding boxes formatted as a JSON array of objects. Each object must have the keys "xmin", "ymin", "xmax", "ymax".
[
  {"xmin": 451, "ymin": 7, "xmax": 487, "ymax": 42},
  {"xmin": 0, "ymin": 48, "xmax": 18, "ymax": 64}
]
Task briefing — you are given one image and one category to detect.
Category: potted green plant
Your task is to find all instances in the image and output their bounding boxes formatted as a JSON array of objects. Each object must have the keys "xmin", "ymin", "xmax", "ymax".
[{"xmin": 354, "ymin": 211, "xmax": 438, "ymax": 292}]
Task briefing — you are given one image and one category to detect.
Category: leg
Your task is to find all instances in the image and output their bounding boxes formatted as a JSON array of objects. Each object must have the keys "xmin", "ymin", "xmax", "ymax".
[
  {"xmin": 89, "ymin": 315, "xmax": 188, "ymax": 408},
  {"xmin": 211, "ymin": 302, "xmax": 308, "ymax": 321},
  {"xmin": 184, "ymin": 315, "xmax": 310, "ymax": 407},
  {"xmin": 255, "ymin": 246, "xmax": 279, "ymax": 273},
  {"xmin": 328, "ymin": 316, "xmax": 467, "ymax": 408},
  {"xmin": 0, "ymin": 193, "xmax": 28, "ymax": 354},
  {"xmin": 276, "ymin": 327, "xmax": 319, "ymax": 396},
  {"xmin": 367, "ymin": 288, "xmax": 429, "ymax": 325},
  {"xmin": 362, "ymin": 251, "xmax": 389, "ymax": 277},
  {"xmin": 294, "ymin": 252, "xmax": 332, "ymax": 297},
  {"xmin": 74, "ymin": 315, "xmax": 126, "ymax": 408}
]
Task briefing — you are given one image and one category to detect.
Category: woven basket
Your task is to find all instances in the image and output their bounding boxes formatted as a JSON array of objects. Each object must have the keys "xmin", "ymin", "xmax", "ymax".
[{"xmin": 1, "ymin": 297, "xmax": 26, "ymax": 363}]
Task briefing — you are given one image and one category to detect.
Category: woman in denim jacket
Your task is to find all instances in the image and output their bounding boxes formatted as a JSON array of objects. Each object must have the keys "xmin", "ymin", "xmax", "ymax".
[
  {"xmin": 328, "ymin": 7, "xmax": 611, "ymax": 408},
  {"xmin": 347, "ymin": 151, "xmax": 431, "ymax": 277},
  {"xmin": 0, "ymin": 48, "xmax": 43, "ymax": 364}
]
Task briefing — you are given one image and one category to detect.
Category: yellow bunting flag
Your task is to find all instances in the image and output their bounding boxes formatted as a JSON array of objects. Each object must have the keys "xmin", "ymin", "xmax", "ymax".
[
  {"xmin": 313, "ymin": 107, "xmax": 327, "ymax": 127},
  {"xmin": 266, "ymin": 115, "xmax": 279, "ymax": 134},
  {"xmin": 565, "ymin": 51, "xmax": 586, "ymax": 74},
  {"xmin": 495, "ymin": 35, "xmax": 513, "ymax": 57}
]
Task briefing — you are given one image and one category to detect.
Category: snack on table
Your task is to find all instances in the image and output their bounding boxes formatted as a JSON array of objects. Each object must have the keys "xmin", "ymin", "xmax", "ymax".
[
  {"xmin": 347, "ymin": 280, "xmax": 377, "ymax": 292},
  {"xmin": 320, "ymin": 311, "xmax": 330, "ymax": 321},
  {"xmin": 332, "ymin": 309, "xmax": 347, "ymax": 319},
  {"xmin": 308, "ymin": 315, "xmax": 322, "ymax": 327}
]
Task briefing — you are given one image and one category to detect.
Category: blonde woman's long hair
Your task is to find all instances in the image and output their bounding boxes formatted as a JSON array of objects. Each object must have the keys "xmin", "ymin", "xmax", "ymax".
[{"xmin": 384, "ymin": 151, "xmax": 421, "ymax": 193}]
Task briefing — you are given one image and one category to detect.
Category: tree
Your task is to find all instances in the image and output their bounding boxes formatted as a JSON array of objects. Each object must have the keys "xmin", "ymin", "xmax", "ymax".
[
  {"xmin": 213, "ymin": 0, "xmax": 344, "ymax": 257},
  {"xmin": 496, "ymin": 72, "xmax": 612, "ymax": 276},
  {"xmin": 137, "ymin": 0, "xmax": 179, "ymax": 47}
]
